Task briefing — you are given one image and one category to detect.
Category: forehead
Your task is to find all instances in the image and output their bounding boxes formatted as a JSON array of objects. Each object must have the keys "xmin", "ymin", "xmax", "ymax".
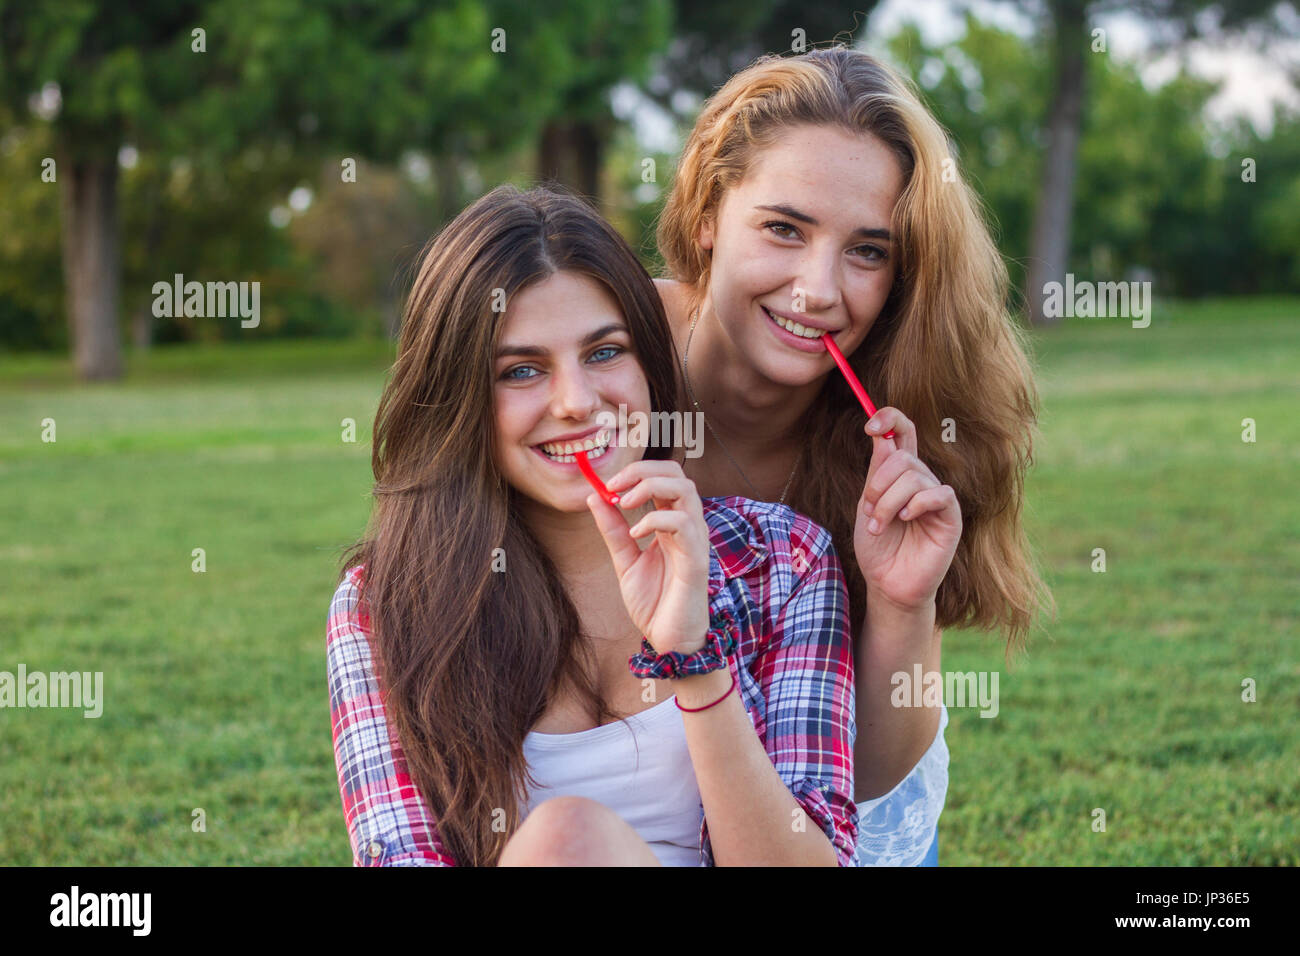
[
  {"xmin": 497, "ymin": 270, "xmax": 626, "ymax": 355},
  {"xmin": 727, "ymin": 125, "xmax": 904, "ymax": 227},
  {"xmin": 502, "ymin": 271, "xmax": 621, "ymax": 333}
]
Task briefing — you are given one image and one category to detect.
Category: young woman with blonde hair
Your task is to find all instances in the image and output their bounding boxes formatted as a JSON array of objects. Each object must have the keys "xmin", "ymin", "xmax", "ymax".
[{"xmin": 654, "ymin": 45, "xmax": 1055, "ymax": 864}]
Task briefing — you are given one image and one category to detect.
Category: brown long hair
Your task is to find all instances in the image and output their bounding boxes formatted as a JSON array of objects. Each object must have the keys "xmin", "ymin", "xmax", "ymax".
[
  {"xmin": 341, "ymin": 184, "xmax": 680, "ymax": 866},
  {"xmin": 657, "ymin": 45, "xmax": 1055, "ymax": 656}
]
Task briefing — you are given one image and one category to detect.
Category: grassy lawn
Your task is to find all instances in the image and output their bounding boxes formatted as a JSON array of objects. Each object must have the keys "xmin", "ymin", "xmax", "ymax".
[{"xmin": 0, "ymin": 299, "xmax": 1296, "ymax": 865}]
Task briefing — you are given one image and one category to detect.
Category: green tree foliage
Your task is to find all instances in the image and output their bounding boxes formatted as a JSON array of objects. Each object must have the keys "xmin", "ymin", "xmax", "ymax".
[
  {"xmin": 885, "ymin": 14, "xmax": 1299, "ymax": 299},
  {"xmin": 0, "ymin": 0, "xmax": 657, "ymax": 368},
  {"xmin": 1209, "ymin": 107, "xmax": 1300, "ymax": 294}
]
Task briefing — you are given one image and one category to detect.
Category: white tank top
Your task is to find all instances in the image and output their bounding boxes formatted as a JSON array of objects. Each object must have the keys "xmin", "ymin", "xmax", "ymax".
[{"xmin": 521, "ymin": 695, "xmax": 704, "ymax": 866}]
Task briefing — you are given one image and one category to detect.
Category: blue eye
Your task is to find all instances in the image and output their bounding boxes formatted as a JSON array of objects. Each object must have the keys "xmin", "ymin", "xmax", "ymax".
[{"xmin": 500, "ymin": 345, "xmax": 624, "ymax": 382}]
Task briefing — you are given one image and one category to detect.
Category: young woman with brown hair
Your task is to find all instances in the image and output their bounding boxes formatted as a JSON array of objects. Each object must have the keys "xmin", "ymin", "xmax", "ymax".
[{"xmin": 328, "ymin": 184, "xmax": 859, "ymax": 866}]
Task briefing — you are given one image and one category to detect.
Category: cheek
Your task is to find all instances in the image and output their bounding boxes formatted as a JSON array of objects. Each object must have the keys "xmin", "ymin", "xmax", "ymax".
[
  {"xmin": 865, "ymin": 266, "xmax": 896, "ymax": 305},
  {"xmin": 613, "ymin": 367, "xmax": 651, "ymax": 409},
  {"xmin": 848, "ymin": 270, "xmax": 894, "ymax": 329},
  {"xmin": 714, "ymin": 243, "xmax": 769, "ymax": 302},
  {"xmin": 493, "ymin": 390, "xmax": 534, "ymax": 451}
]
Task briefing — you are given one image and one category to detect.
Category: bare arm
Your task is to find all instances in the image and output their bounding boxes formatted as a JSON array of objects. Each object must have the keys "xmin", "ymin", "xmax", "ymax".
[
  {"xmin": 855, "ymin": 592, "xmax": 942, "ymax": 800},
  {"xmin": 675, "ymin": 667, "xmax": 837, "ymax": 866}
]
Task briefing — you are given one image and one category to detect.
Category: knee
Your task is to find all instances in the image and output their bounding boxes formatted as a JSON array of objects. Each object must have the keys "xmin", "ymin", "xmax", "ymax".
[{"xmin": 499, "ymin": 796, "xmax": 621, "ymax": 866}]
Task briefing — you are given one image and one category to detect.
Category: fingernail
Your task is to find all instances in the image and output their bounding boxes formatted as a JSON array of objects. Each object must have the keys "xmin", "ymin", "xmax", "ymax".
[
  {"xmin": 868, "ymin": 518, "xmax": 880, "ymax": 534},
  {"xmin": 867, "ymin": 420, "xmax": 881, "ymax": 433},
  {"xmin": 900, "ymin": 507, "xmax": 909, "ymax": 518}
]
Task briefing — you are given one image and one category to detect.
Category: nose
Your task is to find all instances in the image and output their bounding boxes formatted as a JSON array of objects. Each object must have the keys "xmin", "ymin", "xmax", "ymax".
[
  {"xmin": 793, "ymin": 246, "xmax": 841, "ymax": 315},
  {"xmin": 548, "ymin": 357, "xmax": 601, "ymax": 422}
]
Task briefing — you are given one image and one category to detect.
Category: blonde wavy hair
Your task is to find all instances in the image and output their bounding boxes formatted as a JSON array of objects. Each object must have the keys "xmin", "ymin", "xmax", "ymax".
[{"xmin": 657, "ymin": 46, "xmax": 1055, "ymax": 658}]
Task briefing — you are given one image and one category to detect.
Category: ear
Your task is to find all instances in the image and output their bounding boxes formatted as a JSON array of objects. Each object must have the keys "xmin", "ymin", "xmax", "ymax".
[{"xmin": 697, "ymin": 216, "xmax": 715, "ymax": 253}]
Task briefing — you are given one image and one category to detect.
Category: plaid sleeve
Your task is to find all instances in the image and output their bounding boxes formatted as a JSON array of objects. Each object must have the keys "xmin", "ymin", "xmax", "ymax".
[
  {"xmin": 748, "ymin": 514, "xmax": 860, "ymax": 867},
  {"xmin": 327, "ymin": 568, "xmax": 456, "ymax": 867}
]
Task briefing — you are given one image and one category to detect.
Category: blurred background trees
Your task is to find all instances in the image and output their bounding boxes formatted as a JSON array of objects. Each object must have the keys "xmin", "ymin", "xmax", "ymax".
[{"xmin": 0, "ymin": 0, "xmax": 1296, "ymax": 378}]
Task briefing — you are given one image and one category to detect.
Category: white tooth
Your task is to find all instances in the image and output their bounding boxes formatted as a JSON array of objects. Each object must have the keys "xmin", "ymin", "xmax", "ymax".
[
  {"xmin": 771, "ymin": 309, "xmax": 821, "ymax": 338},
  {"xmin": 539, "ymin": 429, "xmax": 612, "ymax": 458}
]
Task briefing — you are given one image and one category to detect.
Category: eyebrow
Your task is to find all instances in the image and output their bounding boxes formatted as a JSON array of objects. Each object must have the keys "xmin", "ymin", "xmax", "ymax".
[
  {"xmin": 756, "ymin": 203, "xmax": 892, "ymax": 242},
  {"xmin": 495, "ymin": 322, "xmax": 629, "ymax": 360}
]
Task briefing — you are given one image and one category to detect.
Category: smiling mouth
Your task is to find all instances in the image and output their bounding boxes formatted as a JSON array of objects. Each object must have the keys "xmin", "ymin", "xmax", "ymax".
[
  {"xmin": 762, "ymin": 306, "xmax": 829, "ymax": 340},
  {"xmin": 533, "ymin": 428, "xmax": 614, "ymax": 463}
]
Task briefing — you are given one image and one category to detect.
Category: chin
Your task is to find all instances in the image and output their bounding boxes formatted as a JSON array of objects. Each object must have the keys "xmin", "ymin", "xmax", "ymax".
[
  {"xmin": 514, "ymin": 488, "xmax": 578, "ymax": 513},
  {"xmin": 750, "ymin": 347, "xmax": 823, "ymax": 388}
]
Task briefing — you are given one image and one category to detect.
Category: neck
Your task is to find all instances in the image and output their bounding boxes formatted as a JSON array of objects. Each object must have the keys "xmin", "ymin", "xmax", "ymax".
[{"xmin": 521, "ymin": 497, "xmax": 654, "ymax": 596}]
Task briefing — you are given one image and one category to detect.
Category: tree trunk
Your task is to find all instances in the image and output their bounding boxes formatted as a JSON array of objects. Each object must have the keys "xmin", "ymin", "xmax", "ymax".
[
  {"xmin": 537, "ymin": 119, "xmax": 604, "ymax": 205},
  {"xmin": 1026, "ymin": 0, "xmax": 1088, "ymax": 327},
  {"xmin": 58, "ymin": 149, "xmax": 123, "ymax": 379}
]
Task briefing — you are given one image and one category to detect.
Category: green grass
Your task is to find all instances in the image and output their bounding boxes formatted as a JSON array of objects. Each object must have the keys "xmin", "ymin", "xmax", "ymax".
[{"xmin": 1, "ymin": 298, "xmax": 1297, "ymax": 865}]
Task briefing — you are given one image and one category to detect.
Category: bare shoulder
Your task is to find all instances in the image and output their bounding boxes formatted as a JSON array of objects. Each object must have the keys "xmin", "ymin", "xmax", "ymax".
[
  {"xmin": 653, "ymin": 277, "xmax": 681, "ymax": 305},
  {"xmin": 653, "ymin": 278, "xmax": 689, "ymax": 334}
]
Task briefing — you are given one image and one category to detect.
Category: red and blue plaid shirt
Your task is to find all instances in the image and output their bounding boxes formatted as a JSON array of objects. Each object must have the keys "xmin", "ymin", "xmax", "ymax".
[{"xmin": 328, "ymin": 495, "xmax": 860, "ymax": 866}]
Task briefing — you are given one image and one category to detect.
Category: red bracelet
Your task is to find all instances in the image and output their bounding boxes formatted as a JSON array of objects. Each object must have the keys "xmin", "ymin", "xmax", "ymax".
[{"xmin": 675, "ymin": 670, "xmax": 736, "ymax": 713}]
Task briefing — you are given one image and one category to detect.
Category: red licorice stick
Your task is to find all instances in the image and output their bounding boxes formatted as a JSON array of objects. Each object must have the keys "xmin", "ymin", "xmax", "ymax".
[
  {"xmin": 575, "ymin": 449, "xmax": 620, "ymax": 506},
  {"xmin": 821, "ymin": 333, "xmax": 895, "ymax": 439}
]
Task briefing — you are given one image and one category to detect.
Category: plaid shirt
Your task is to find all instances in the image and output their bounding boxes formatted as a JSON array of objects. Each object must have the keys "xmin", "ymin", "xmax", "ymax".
[{"xmin": 328, "ymin": 495, "xmax": 860, "ymax": 867}]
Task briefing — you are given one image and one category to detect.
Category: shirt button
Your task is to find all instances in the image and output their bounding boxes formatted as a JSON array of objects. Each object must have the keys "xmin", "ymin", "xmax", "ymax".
[{"xmin": 367, "ymin": 840, "xmax": 384, "ymax": 859}]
